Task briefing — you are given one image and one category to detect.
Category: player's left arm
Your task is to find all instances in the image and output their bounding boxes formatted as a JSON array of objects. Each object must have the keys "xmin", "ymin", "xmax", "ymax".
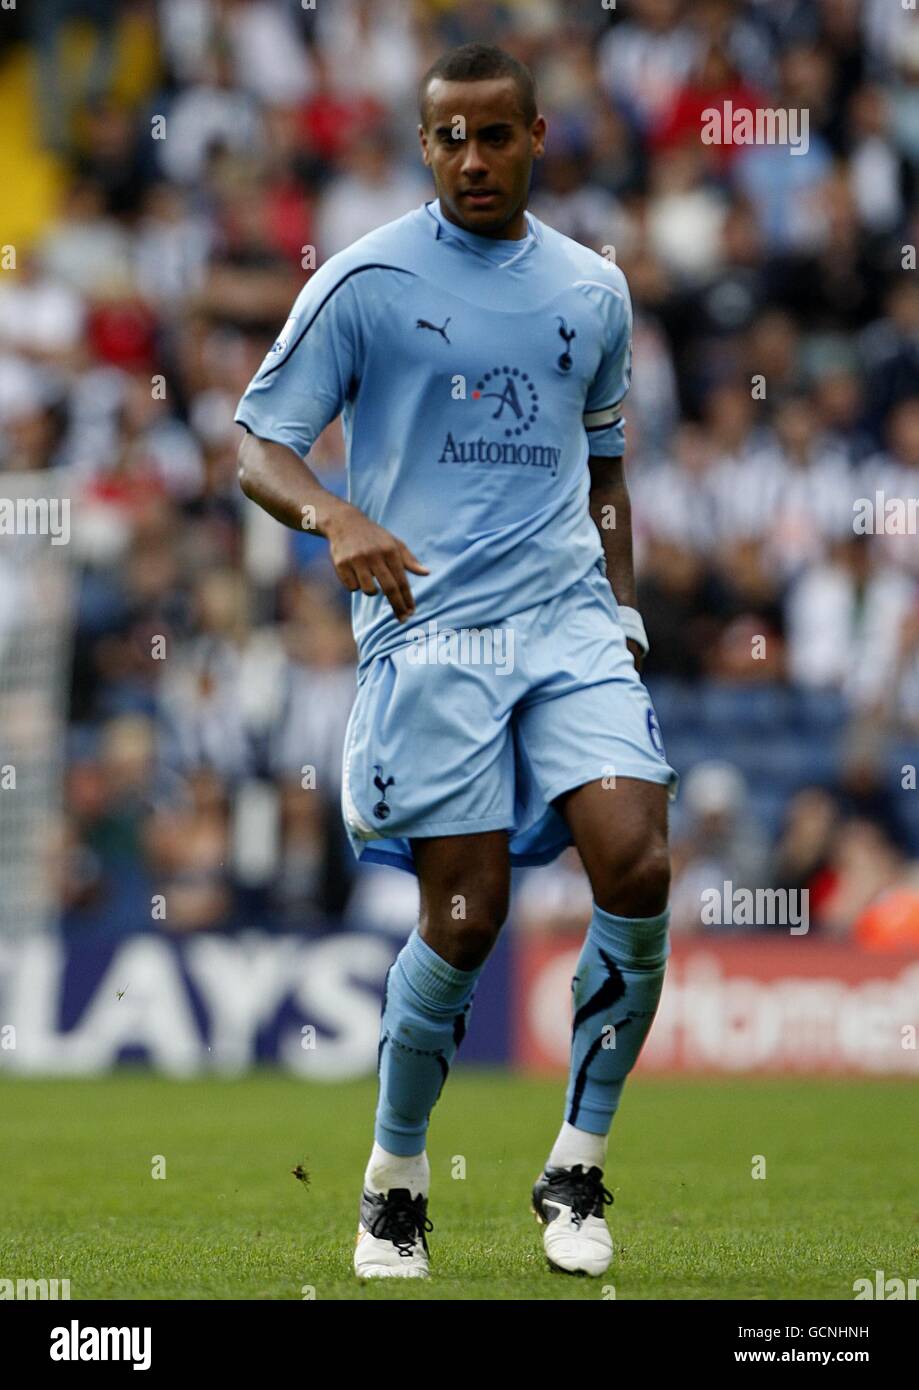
[
  {"xmin": 582, "ymin": 270, "xmax": 646, "ymax": 670},
  {"xmin": 588, "ymin": 455, "xmax": 643, "ymax": 671}
]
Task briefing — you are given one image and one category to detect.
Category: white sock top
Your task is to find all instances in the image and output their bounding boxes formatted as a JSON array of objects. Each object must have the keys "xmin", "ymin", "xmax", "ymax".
[
  {"xmin": 548, "ymin": 1120, "xmax": 608, "ymax": 1172},
  {"xmin": 364, "ymin": 1141, "xmax": 431, "ymax": 1198}
]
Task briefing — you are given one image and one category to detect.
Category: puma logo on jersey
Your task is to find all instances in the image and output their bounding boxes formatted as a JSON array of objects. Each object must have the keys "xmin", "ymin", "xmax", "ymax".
[{"xmin": 417, "ymin": 317, "xmax": 451, "ymax": 343}]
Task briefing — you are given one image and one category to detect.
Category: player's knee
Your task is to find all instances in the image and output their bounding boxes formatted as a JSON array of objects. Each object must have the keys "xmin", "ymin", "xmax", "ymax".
[
  {"xmin": 419, "ymin": 915, "xmax": 505, "ymax": 972},
  {"xmin": 453, "ymin": 916, "xmax": 505, "ymax": 969},
  {"xmin": 419, "ymin": 867, "xmax": 509, "ymax": 968},
  {"xmin": 596, "ymin": 836, "xmax": 670, "ymax": 919},
  {"xmin": 451, "ymin": 874, "xmax": 510, "ymax": 938},
  {"xmin": 636, "ymin": 841, "xmax": 672, "ymax": 913}
]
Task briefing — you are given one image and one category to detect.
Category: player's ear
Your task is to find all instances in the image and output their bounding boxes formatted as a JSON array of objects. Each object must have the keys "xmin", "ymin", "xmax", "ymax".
[
  {"xmin": 418, "ymin": 123, "xmax": 431, "ymax": 167},
  {"xmin": 531, "ymin": 115, "xmax": 547, "ymax": 160}
]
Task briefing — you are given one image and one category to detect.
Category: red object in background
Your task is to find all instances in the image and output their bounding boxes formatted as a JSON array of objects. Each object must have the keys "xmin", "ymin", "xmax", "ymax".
[
  {"xmin": 805, "ymin": 864, "xmax": 837, "ymax": 919},
  {"xmin": 855, "ymin": 890, "xmax": 919, "ymax": 950},
  {"xmin": 650, "ymin": 84, "xmax": 772, "ymax": 169},
  {"xmin": 83, "ymin": 472, "xmax": 168, "ymax": 525},
  {"xmin": 514, "ymin": 934, "xmax": 919, "ymax": 1075},
  {"xmin": 87, "ymin": 300, "xmax": 158, "ymax": 370},
  {"xmin": 264, "ymin": 180, "xmax": 316, "ymax": 267},
  {"xmin": 85, "ymin": 473, "xmax": 165, "ymax": 504},
  {"xmin": 299, "ymin": 92, "xmax": 387, "ymax": 163}
]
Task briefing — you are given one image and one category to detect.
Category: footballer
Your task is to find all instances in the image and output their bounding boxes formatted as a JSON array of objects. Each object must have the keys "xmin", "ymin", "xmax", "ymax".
[{"xmin": 236, "ymin": 44, "xmax": 677, "ymax": 1279}]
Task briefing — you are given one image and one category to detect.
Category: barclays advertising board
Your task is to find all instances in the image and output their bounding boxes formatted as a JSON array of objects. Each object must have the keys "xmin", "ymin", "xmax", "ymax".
[{"xmin": 0, "ymin": 929, "xmax": 512, "ymax": 1076}]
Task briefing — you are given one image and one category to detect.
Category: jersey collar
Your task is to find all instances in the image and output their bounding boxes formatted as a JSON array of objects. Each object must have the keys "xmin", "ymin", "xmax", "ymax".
[{"xmin": 423, "ymin": 198, "xmax": 540, "ymax": 266}]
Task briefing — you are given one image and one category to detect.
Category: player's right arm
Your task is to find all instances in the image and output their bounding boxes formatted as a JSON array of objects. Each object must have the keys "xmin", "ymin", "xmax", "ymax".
[
  {"xmin": 237, "ymin": 432, "xmax": 428, "ymax": 623},
  {"xmin": 234, "ymin": 263, "xmax": 428, "ymax": 623}
]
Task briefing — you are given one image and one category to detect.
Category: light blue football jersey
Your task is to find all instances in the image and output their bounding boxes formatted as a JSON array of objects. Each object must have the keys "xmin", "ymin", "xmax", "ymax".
[{"xmin": 235, "ymin": 199, "xmax": 632, "ymax": 680}]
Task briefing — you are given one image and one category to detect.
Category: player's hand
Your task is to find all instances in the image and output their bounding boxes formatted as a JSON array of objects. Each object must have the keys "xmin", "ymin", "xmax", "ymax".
[
  {"xmin": 326, "ymin": 504, "xmax": 430, "ymax": 623},
  {"xmin": 626, "ymin": 638, "xmax": 644, "ymax": 673}
]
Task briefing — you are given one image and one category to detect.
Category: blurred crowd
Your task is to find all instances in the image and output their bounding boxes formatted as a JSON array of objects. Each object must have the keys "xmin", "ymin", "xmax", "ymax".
[{"xmin": 0, "ymin": 0, "xmax": 917, "ymax": 942}]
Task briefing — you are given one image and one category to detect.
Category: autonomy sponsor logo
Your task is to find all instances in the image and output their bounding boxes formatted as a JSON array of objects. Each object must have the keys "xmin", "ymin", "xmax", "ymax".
[
  {"xmin": 440, "ymin": 362, "xmax": 560, "ymax": 475},
  {"xmin": 471, "ymin": 364, "xmax": 539, "ymax": 433},
  {"xmin": 438, "ymin": 433, "xmax": 560, "ymax": 474}
]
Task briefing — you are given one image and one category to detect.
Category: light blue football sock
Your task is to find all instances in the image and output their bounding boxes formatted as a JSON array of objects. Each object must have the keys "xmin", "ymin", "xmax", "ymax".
[
  {"xmin": 564, "ymin": 903, "xmax": 670, "ymax": 1137},
  {"xmin": 374, "ymin": 929, "xmax": 483, "ymax": 1156}
]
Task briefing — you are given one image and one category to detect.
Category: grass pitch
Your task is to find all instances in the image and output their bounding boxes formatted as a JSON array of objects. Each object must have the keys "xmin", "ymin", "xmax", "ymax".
[{"xmin": 0, "ymin": 1071, "xmax": 915, "ymax": 1300}]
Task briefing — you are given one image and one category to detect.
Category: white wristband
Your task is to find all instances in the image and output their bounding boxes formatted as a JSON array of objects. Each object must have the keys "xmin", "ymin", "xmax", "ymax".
[{"xmin": 617, "ymin": 605, "xmax": 648, "ymax": 656}]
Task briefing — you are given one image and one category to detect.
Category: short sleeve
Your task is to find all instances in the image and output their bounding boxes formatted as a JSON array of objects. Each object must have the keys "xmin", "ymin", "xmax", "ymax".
[
  {"xmin": 234, "ymin": 270, "xmax": 364, "ymax": 459},
  {"xmin": 583, "ymin": 275, "xmax": 633, "ymax": 459}
]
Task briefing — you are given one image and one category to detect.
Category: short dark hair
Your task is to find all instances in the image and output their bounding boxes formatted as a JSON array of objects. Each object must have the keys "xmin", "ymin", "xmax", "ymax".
[{"xmin": 418, "ymin": 43, "xmax": 538, "ymax": 127}]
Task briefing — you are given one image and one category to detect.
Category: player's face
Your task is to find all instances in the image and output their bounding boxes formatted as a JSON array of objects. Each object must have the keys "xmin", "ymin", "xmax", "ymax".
[{"xmin": 419, "ymin": 78, "xmax": 546, "ymax": 239}]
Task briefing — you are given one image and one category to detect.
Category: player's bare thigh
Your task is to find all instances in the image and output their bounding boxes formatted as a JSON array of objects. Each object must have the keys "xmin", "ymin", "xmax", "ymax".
[
  {"xmin": 555, "ymin": 777, "xmax": 671, "ymax": 919},
  {"xmin": 410, "ymin": 830, "xmax": 511, "ymax": 971}
]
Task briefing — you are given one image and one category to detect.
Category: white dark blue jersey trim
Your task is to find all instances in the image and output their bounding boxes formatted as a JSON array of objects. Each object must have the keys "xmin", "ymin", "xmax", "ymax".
[
  {"xmin": 584, "ymin": 403, "xmax": 624, "ymax": 430},
  {"xmin": 257, "ymin": 262, "xmax": 413, "ymax": 380},
  {"xmin": 573, "ymin": 278, "xmax": 626, "ymax": 301}
]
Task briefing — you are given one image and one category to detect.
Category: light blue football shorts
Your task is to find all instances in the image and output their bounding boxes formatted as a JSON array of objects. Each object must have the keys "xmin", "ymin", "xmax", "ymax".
[{"xmin": 341, "ymin": 562, "xmax": 678, "ymax": 876}]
